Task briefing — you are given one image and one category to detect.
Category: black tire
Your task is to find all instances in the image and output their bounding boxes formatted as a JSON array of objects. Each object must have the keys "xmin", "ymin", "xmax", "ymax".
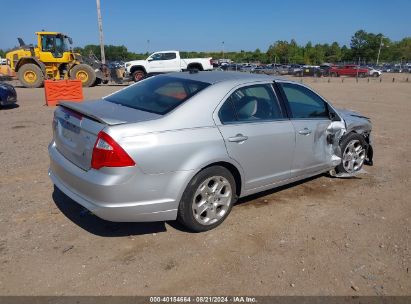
[
  {"xmin": 177, "ymin": 166, "xmax": 237, "ymax": 232},
  {"xmin": 18, "ymin": 64, "xmax": 44, "ymax": 88},
  {"xmin": 359, "ymin": 72, "xmax": 367, "ymax": 78},
  {"xmin": 70, "ymin": 64, "xmax": 96, "ymax": 87},
  {"xmin": 132, "ymin": 69, "xmax": 146, "ymax": 82},
  {"xmin": 336, "ymin": 133, "xmax": 367, "ymax": 174},
  {"xmin": 331, "ymin": 72, "xmax": 338, "ymax": 77},
  {"xmin": 93, "ymin": 78, "xmax": 102, "ymax": 86},
  {"xmin": 372, "ymin": 72, "xmax": 379, "ymax": 78}
]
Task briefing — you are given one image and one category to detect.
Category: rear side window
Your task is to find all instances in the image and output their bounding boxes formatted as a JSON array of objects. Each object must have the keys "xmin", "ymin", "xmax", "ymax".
[
  {"xmin": 163, "ymin": 53, "xmax": 177, "ymax": 60},
  {"xmin": 105, "ymin": 76, "xmax": 210, "ymax": 115},
  {"xmin": 280, "ymin": 83, "xmax": 329, "ymax": 119},
  {"xmin": 219, "ymin": 84, "xmax": 284, "ymax": 123}
]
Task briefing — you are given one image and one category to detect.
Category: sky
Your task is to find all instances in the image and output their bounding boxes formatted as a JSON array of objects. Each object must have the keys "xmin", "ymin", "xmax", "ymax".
[{"xmin": 0, "ymin": 0, "xmax": 410, "ymax": 53}]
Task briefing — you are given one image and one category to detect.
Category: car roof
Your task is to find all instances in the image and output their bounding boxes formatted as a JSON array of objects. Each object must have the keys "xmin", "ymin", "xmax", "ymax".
[{"xmin": 163, "ymin": 71, "xmax": 289, "ymax": 85}]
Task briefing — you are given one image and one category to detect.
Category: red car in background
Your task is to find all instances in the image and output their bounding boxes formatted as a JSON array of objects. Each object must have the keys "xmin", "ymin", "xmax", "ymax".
[{"xmin": 330, "ymin": 65, "xmax": 369, "ymax": 77}]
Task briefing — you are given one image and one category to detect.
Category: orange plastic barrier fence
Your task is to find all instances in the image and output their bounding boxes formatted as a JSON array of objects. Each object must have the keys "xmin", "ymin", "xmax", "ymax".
[{"xmin": 44, "ymin": 80, "xmax": 83, "ymax": 106}]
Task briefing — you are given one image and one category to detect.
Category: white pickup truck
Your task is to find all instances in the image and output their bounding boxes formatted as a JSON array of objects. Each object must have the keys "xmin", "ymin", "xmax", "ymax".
[{"xmin": 125, "ymin": 50, "xmax": 213, "ymax": 81}]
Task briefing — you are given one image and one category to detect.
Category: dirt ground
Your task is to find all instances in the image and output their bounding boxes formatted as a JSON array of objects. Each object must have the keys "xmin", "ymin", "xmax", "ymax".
[{"xmin": 0, "ymin": 75, "xmax": 410, "ymax": 296}]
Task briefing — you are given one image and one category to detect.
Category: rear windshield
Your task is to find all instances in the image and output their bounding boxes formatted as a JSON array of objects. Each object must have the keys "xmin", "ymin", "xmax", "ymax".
[{"xmin": 104, "ymin": 76, "xmax": 210, "ymax": 115}]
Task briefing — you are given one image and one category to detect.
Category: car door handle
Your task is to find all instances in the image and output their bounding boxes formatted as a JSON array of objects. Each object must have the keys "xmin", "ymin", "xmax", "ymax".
[
  {"xmin": 298, "ymin": 128, "xmax": 312, "ymax": 135},
  {"xmin": 228, "ymin": 134, "xmax": 248, "ymax": 143}
]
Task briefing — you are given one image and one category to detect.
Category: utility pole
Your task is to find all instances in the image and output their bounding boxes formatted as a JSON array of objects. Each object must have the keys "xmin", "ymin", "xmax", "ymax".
[
  {"xmin": 222, "ymin": 41, "xmax": 225, "ymax": 60},
  {"xmin": 96, "ymin": 0, "xmax": 105, "ymax": 64},
  {"xmin": 376, "ymin": 35, "xmax": 384, "ymax": 65}
]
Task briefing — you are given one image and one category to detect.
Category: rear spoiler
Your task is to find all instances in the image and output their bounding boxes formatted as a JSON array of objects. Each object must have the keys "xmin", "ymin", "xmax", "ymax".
[{"xmin": 59, "ymin": 102, "xmax": 127, "ymax": 125}]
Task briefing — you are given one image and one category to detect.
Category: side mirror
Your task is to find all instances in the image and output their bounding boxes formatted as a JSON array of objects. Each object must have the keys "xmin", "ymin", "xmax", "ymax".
[
  {"xmin": 329, "ymin": 111, "xmax": 340, "ymax": 121},
  {"xmin": 147, "ymin": 58, "xmax": 153, "ymax": 61},
  {"xmin": 68, "ymin": 37, "xmax": 73, "ymax": 45}
]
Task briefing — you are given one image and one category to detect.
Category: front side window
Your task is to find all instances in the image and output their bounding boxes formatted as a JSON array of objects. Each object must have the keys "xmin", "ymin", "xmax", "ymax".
[
  {"xmin": 219, "ymin": 84, "xmax": 284, "ymax": 123},
  {"xmin": 280, "ymin": 83, "xmax": 329, "ymax": 119},
  {"xmin": 150, "ymin": 53, "xmax": 163, "ymax": 61},
  {"xmin": 104, "ymin": 76, "xmax": 210, "ymax": 115}
]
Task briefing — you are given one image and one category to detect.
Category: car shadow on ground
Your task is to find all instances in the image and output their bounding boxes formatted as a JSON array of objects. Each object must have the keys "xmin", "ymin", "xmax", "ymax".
[
  {"xmin": 234, "ymin": 173, "xmax": 361, "ymax": 206},
  {"xmin": 0, "ymin": 104, "xmax": 19, "ymax": 110},
  {"xmin": 53, "ymin": 173, "xmax": 363, "ymax": 236},
  {"xmin": 52, "ymin": 186, "xmax": 167, "ymax": 237}
]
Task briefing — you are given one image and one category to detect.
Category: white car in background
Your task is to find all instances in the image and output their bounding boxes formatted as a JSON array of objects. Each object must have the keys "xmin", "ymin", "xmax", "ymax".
[
  {"xmin": 368, "ymin": 67, "xmax": 382, "ymax": 77},
  {"xmin": 125, "ymin": 51, "xmax": 213, "ymax": 82}
]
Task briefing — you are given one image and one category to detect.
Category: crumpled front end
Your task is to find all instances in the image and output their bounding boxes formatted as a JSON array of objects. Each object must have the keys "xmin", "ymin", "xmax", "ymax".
[{"xmin": 327, "ymin": 108, "xmax": 374, "ymax": 177}]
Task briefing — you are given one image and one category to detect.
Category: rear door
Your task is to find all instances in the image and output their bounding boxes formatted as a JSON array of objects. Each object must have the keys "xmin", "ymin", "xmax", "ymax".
[
  {"xmin": 161, "ymin": 52, "xmax": 180, "ymax": 72},
  {"xmin": 216, "ymin": 83, "xmax": 295, "ymax": 191},
  {"xmin": 277, "ymin": 82, "xmax": 334, "ymax": 177}
]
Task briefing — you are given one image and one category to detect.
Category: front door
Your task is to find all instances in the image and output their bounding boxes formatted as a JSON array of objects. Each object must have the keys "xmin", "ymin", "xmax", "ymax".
[
  {"xmin": 278, "ymin": 82, "xmax": 334, "ymax": 177},
  {"xmin": 216, "ymin": 83, "xmax": 295, "ymax": 191}
]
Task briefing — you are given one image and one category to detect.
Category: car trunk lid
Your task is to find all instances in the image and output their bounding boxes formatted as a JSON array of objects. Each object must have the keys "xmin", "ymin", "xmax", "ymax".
[{"xmin": 53, "ymin": 100, "xmax": 161, "ymax": 170}]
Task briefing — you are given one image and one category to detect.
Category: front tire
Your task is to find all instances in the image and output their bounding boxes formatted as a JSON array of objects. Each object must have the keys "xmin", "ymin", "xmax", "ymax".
[
  {"xmin": 132, "ymin": 70, "xmax": 146, "ymax": 82},
  {"xmin": 177, "ymin": 166, "xmax": 237, "ymax": 232},
  {"xmin": 18, "ymin": 64, "xmax": 44, "ymax": 88},
  {"xmin": 70, "ymin": 64, "xmax": 96, "ymax": 87},
  {"xmin": 336, "ymin": 133, "xmax": 367, "ymax": 174}
]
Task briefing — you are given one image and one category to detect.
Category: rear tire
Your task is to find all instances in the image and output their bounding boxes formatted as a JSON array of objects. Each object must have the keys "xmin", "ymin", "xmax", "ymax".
[
  {"xmin": 18, "ymin": 64, "xmax": 44, "ymax": 88},
  {"xmin": 70, "ymin": 64, "xmax": 96, "ymax": 87},
  {"xmin": 177, "ymin": 166, "xmax": 237, "ymax": 232},
  {"xmin": 336, "ymin": 133, "xmax": 367, "ymax": 174}
]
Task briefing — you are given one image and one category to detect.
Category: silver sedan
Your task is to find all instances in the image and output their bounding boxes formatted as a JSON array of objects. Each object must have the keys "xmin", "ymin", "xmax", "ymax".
[{"xmin": 48, "ymin": 71, "xmax": 373, "ymax": 232}]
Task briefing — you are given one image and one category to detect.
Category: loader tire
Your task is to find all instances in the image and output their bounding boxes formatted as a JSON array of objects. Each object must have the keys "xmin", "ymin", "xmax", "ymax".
[
  {"xmin": 18, "ymin": 64, "xmax": 44, "ymax": 88},
  {"xmin": 70, "ymin": 64, "xmax": 96, "ymax": 87}
]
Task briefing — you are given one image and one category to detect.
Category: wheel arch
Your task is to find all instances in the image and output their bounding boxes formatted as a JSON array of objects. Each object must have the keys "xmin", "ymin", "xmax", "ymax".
[
  {"xmin": 15, "ymin": 57, "xmax": 46, "ymax": 75},
  {"xmin": 197, "ymin": 161, "xmax": 243, "ymax": 199},
  {"xmin": 130, "ymin": 65, "xmax": 147, "ymax": 74},
  {"xmin": 187, "ymin": 63, "xmax": 204, "ymax": 71}
]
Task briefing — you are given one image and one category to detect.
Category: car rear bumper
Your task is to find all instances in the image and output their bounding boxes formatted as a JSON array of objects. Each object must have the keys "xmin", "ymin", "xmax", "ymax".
[
  {"xmin": 48, "ymin": 142, "xmax": 193, "ymax": 222},
  {"xmin": 0, "ymin": 95, "xmax": 17, "ymax": 106}
]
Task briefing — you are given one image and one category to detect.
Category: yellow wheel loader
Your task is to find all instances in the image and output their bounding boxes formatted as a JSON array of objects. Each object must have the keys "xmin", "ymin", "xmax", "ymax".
[{"xmin": 5, "ymin": 31, "xmax": 124, "ymax": 88}]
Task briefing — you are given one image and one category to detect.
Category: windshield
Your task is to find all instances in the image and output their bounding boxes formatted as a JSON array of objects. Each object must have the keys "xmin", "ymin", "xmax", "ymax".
[
  {"xmin": 104, "ymin": 76, "xmax": 210, "ymax": 115},
  {"xmin": 41, "ymin": 35, "xmax": 69, "ymax": 55}
]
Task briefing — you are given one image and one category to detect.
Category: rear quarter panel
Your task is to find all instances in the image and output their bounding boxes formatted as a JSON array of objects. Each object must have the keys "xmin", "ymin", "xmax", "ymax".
[{"xmin": 116, "ymin": 126, "xmax": 231, "ymax": 174}]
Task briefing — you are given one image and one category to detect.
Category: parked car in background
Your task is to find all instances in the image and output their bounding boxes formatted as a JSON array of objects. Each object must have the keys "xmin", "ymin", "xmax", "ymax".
[
  {"xmin": 330, "ymin": 65, "xmax": 369, "ymax": 77},
  {"xmin": 382, "ymin": 64, "xmax": 393, "ymax": 72},
  {"xmin": 367, "ymin": 67, "xmax": 382, "ymax": 77},
  {"xmin": 288, "ymin": 64, "xmax": 302, "ymax": 75},
  {"xmin": 48, "ymin": 71, "xmax": 373, "ymax": 232},
  {"xmin": 124, "ymin": 51, "xmax": 213, "ymax": 82},
  {"xmin": 276, "ymin": 65, "xmax": 290, "ymax": 75},
  {"xmin": 0, "ymin": 82, "xmax": 17, "ymax": 107},
  {"xmin": 293, "ymin": 66, "xmax": 323, "ymax": 77},
  {"xmin": 393, "ymin": 64, "xmax": 404, "ymax": 73},
  {"xmin": 320, "ymin": 65, "xmax": 333, "ymax": 76}
]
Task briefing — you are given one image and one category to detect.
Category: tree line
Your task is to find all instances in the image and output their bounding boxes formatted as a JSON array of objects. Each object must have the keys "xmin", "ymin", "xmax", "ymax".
[{"xmin": 1, "ymin": 30, "xmax": 410, "ymax": 65}]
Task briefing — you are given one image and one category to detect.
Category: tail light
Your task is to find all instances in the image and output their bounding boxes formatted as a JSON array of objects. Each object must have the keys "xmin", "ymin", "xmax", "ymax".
[{"xmin": 91, "ymin": 131, "xmax": 135, "ymax": 170}]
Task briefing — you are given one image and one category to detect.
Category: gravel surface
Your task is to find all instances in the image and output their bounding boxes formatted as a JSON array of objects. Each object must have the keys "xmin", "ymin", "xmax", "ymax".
[{"xmin": 0, "ymin": 76, "xmax": 410, "ymax": 295}]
